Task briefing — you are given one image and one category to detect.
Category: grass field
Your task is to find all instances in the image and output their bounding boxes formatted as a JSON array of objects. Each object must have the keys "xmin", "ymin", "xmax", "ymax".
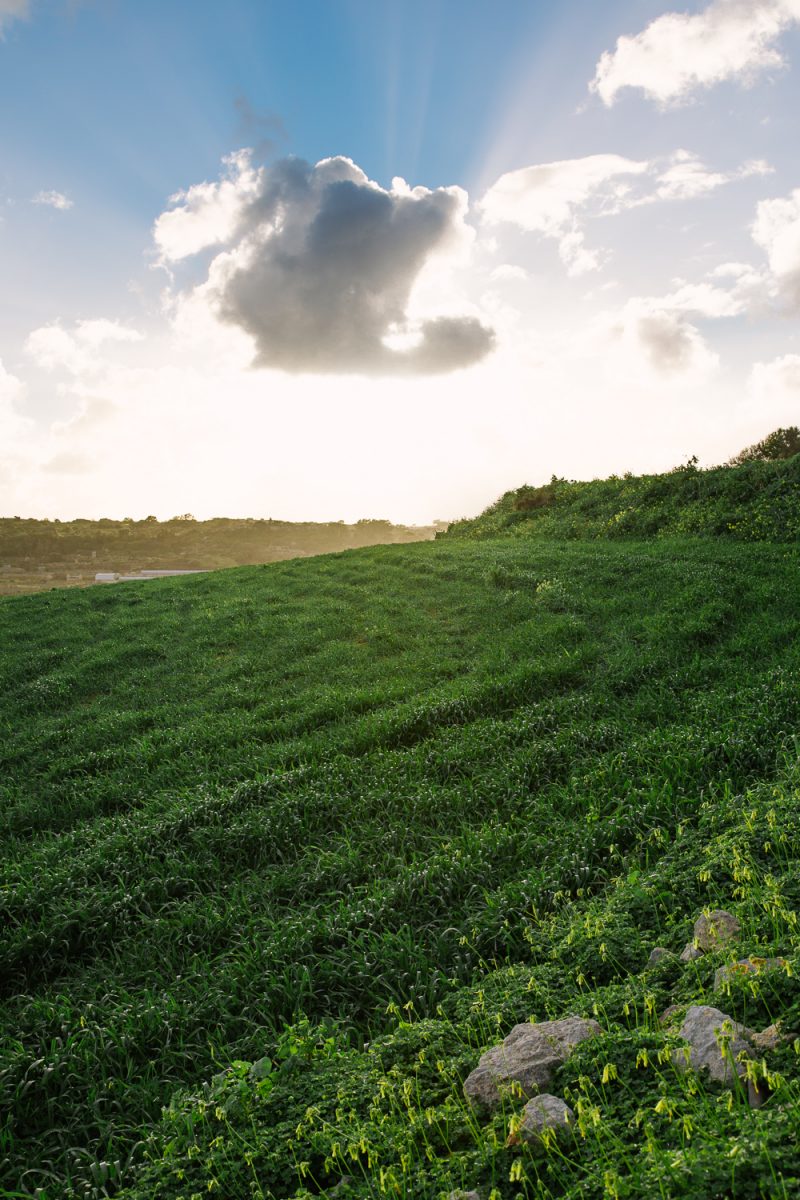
[{"xmin": 2, "ymin": 534, "xmax": 800, "ymax": 1198}]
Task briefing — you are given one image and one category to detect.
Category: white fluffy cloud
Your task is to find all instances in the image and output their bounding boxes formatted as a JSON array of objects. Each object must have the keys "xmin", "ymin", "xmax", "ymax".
[
  {"xmin": 490, "ymin": 264, "xmax": 528, "ymax": 282},
  {"xmin": 591, "ymin": 0, "xmax": 800, "ymax": 108},
  {"xmin": 480, "ymin": 150, "xmax": 768, "ymax": 275},
  {"xmin": 751, "ymin": 352, "xmax": 800, "ymax": 395},
  {"xmin": 655, "ymin": 151, "xmax": 772, "ymax": 201},
  {"xmin": 0, "ymin": 357, "xmax": 28, "ymax": 428},
  {"xmin": 26, "ymin": 319, "xmax": 143, "ymax": 374},
  {"xmin": 153, "ymin": 151, "xmax": 260, "ymax": 263},
  {"xmin": 659, "ymin": 280, "xmax": 746, "ymax": 318},
  {"xmin": 742, "ymin": 353, "xmax": 800, "ymax": 435},
  {"xmin": 33, "ymin": 189, "xmax": 73, "ymax": 211},
  {"xmin": 752, "ymin": 187, "xmax": 800, "ymax": 306},
  {"xmin": 159, "ymin": 153, "xmax": 494, "ymax": 375},
  {"xmin": 480, "ymin": 154, "xmax": 649, "ymax": 275}
]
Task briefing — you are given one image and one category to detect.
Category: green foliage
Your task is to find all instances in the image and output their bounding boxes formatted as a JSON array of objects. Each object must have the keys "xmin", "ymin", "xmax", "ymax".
[
  {"xmin": 441, "ymin": 456, "xmax": 800, "ymax": 543},
  {"xmin": 1, "ymin": 538, "xmax": 800, "ymax": 1197},
  {"xmin": 121, "ymin": 763, "xmax": 800, "ymax": 1200},
  {"xmin": 728, "ymin": 427, "xmax": 800, "ymax": 466}
]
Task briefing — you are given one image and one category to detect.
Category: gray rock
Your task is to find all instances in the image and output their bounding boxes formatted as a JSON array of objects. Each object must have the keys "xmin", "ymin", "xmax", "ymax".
[
  {"xmin": 463, "ymin": 1016, "xmax": 601, "ymax": 1110},
  {"xmin": 647, "ymin": 947, "xmax": 673, "ymax": 967},
  {"xmin": 673, "ymin": 1005, "xmax": 753, "ymax": 1087},
  {"xmin": 751, "ymin": 1022, "xmax": 787, "ymax": 1052},
  {"xmin": 517, "ymin": 1093, "xmax": 575, "ymax": 1147},
  {"xmin": 680, "ymin": 942, "xmax": 703, "ymax": 962},
  {"xmin": 714, "ymin": 956, "xmax": 787, "ymax": 991},
  {"xmin": 694, "ymin": 909, "xmax": 740, "ymax": 952}
]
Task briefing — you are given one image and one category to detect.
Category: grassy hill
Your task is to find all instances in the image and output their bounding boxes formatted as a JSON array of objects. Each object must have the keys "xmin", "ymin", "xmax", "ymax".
[
  {"xmin": 440, "ymin": 456, "xmax": 800, "ymax": 543},
  {"xmin": 2, "ymin": 527, "xmax": 800, "ymax": 1197}
]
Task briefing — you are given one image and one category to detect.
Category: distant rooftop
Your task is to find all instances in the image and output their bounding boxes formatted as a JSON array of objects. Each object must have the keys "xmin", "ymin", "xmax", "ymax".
[{"xmin": 95, "ymin": 569, "xmax": 209, "ymax": 583}]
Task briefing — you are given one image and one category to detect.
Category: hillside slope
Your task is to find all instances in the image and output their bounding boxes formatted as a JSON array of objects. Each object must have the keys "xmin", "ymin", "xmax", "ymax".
[
  {"xmin": 440, "ymin": 456, "xmax": 800, "ymax": 543},
  {"xmin": 2, "ymin": 538, "xmax": 800, "ymax": 1198}
]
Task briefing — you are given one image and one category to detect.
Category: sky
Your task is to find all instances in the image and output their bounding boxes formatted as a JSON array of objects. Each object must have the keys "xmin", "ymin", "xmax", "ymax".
[{"xmin": 1, "ymin": 0, "xmax": 800, "ymax": 523}]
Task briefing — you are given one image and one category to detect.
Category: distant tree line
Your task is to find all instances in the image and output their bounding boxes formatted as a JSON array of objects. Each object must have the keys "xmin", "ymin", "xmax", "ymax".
[{"xmin": 0, "ymin": 516, "xmax": 437, "ymax": 583}]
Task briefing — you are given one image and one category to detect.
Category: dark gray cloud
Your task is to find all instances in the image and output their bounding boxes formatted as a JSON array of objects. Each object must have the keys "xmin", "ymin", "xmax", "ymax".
[
  {"xmin": 212, "ymin": 156, "xmax": 494, "ymax": 375},
  {"xmin": 636, "ymin": 312, "xmax": 698, "ymax": 372}
]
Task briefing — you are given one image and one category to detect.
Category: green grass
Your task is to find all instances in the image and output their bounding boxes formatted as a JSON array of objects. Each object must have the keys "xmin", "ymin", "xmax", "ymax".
[
  {"xmin": 2, "ymin": 536, "xmax": 800, "ymax": 1198},
  {"xmin": 441, "ymin": 455, "xmax": 800, "ymax": 543}
]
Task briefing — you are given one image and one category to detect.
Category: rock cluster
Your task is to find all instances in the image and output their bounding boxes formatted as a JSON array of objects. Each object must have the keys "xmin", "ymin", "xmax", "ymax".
[
  {"xmin": 457, "ymin": 905, "xmax": 792, "ymax": 1196},
  {"xmin": 644, "ymin": 908, "xmax": 796, "ymax": 1109},
  {"xmin": 463, "ymin": 1016, "xmax": 600, "ymax": 1110},
  {"xmin": 457, "ymin": 1014, "xmax": 597, "ymax": 1196}
]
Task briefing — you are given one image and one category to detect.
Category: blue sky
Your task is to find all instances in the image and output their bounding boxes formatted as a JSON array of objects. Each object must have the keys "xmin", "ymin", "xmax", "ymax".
[{"xmin": 2, "ymin": 0, "xmax": 800, "ymax": 520}]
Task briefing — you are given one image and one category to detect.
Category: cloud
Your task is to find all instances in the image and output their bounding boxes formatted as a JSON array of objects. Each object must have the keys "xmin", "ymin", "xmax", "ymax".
[
  {"xmin": 592, "ymin": 288, "xmax": 728, "ymax": 378},
  {"xmin": 490, "ymin": 264, "xmax": 528, "ymax": 282},
  {"xmin": 752, "ymin": 187, "xmax": 800, "ymax": 306},
  {"xmin": 42, "ymin": 450, "xmax": 92, "ymax": 475},
  {"xmin": 154, "ymin": 151, "xmax": 261, "ymax": 262},
  {"xmin": 52, "ymin": 395, "xmax": 116, "ymax": 436},
  {"xmin": 742, "ymin": 353, "xmax": 800, "ymax": 433},
  {"xmin": 26, "ymin": 319, "xmax": 143, "ymax": 374},
  {"xmin": 635, "ymin": 310, "xmax": 713, "ymax": 373},
  {"xmin": 0, "ymin": 356, "xmax": 27, "ymax": 424},
  {"xmin": 161, "ymin": 153, "xmax": 494, "ymax": 375},
  {"xmin": 480, "ymin": 154, "xmax": 649, "ymax": 274},
  {"xmin": 751, "ymin": 352, "xmax": 800, "ymax": 394},
  {"xmin": 0, "ymin": 358, "xmax": 34, "ymax": 494},
  {"xmin": 32, "ymin": 189, "xmax": 73, "ymax": 210},
  {"xmin": 654, "ymin": 151, "xmax": 772, "ymax": 201},
  {"xmin": 480, "ymin": 151, "xmax": 769, "ymax": 275},
  {"xmin": 0, "ymin": 0, "xmax": 30, "ymax": 33},
  {"xmin": 591, "ymin": 0, "xmax": 800, "ymax": 107},
  {"xmin": 659, "ymin": 280, "xmax": 746, "ymax": 318}
]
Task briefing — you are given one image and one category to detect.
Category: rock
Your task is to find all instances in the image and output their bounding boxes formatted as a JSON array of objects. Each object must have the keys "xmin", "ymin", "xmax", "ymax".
[
  {"xmin": 463, "ymin": 1017, "xmax": 601, "ymax": 1111},
  {"xmin": 694, "ymin": 909, "xmax": 740, "ymax": 952},
  {"xmin": 751, "ymin": 1022, "xmax": 785, "ymax": 1052},
  {"xmin": 673, "ymin": 1005, "xmax": 753, "ymax": 1087},
  {"xmin": 647, "ymin": 947, "xmax": 673, "ymax": 967},
  {"xmin": 680, "ymin": 942, "xmax": 703, "ymax": 962},
  {"xmin": 714, "ymin": 956, "xmax": 788, "ymax": 991},
  {"xmin": 516, "ymin": 1094, "xmax": 575, "ymax": 1148}
]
